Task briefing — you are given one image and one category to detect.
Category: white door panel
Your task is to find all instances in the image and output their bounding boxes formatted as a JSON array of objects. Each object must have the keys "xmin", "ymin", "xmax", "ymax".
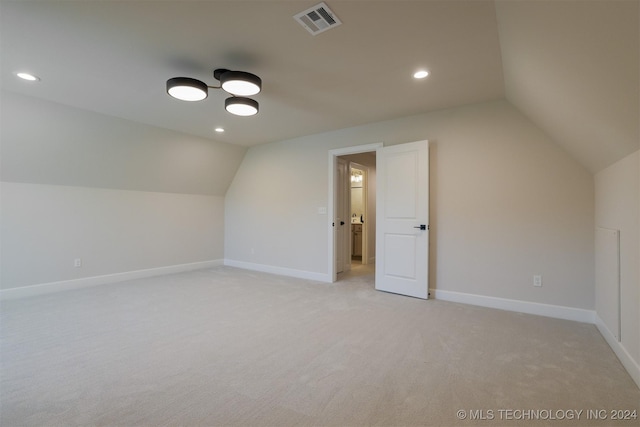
[
  {"xmin": 384, "ymin": 234, "xmax": 417, "ymax": 278},
  {"xmin": 376, "ymin": 140, "xmax": 429, "ymax": 299},
  {"xmin": 386, "ymin": 153, "xmax": 418, "ymax": 218}
]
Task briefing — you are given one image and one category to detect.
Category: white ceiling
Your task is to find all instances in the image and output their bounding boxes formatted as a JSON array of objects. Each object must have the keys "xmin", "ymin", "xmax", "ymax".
[{"xmin": 1, "ymin": 0, "xmax": 637, "ymax": 173}]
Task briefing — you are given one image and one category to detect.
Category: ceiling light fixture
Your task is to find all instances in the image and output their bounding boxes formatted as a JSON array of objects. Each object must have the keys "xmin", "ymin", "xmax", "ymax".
[
  {"xmin": 166, "ymin": 77, "xmax": 207, "ymax": 101},
  {"xmin": 166, "ymin": 68, "xmax": 261, "ymax": 116},
  {"xmin": 16, "ymin": 72, "xmax": 40, "ymax": 81},
  {"xmin": 214, "ymin": 127, "xmax": 225, "ymax": 133},
  {"xmin": 413, "ymin": 70, "xmax": 429, "ymax": 79},
  {"xmin": 219, "ymin": 71, "xmax": 261, "ymax": 96},
  {"xmin": 225, "ymin": 97, "xmax": 259, "ymax": 116}
]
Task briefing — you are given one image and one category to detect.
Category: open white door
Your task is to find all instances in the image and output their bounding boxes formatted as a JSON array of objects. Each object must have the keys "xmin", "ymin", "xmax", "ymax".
[
  {"xmin": 335, "ymin": 158, "xmax": 350, "ymax": 274},
  {"xmin": 375, "ymin": 140, "xmax": 429, "ymax": 299}
]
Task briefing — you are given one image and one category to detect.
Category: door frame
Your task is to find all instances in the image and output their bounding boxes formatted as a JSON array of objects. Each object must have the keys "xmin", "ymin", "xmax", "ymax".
[
  {"xmin": 328, "ymin": 143, "xmax": 382, "ymax": 282},
  {"xmin": 336, "ymin": 157, "xmax": 350, "ymax": 274}
]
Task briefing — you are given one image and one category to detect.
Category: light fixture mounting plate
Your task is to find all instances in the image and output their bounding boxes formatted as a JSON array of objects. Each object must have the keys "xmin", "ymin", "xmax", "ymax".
[{"xmin": 213, "ymin": 68, "xmax": 230, "ymax": 80}]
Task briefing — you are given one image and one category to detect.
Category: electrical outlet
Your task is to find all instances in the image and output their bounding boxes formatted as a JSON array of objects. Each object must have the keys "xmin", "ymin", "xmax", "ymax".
[
  {"xmin": 533, "ymin": 275, "xmax": 542, "ymax": 287},
  {"xmin": 74, "ymin": 258, "xmax": 82, "ymax": 268}
]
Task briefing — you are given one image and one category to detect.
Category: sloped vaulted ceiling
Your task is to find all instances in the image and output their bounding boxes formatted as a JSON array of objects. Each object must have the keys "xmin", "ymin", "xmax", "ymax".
[
  {"xmin": 0, "ymin": 1, "xmax": 505, "ymax": 147},
  {"xmin": 1, "ymin": 1, "xmax": 638, "ymax": 173},
  {"xmin": 496, "ymin": 0, "xmax": 639, "ymax": 173}
]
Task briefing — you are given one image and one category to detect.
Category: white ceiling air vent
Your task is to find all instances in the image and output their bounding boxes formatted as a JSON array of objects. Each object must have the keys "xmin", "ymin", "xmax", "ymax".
[{"xmin": 294, "ymin": 2, "xmax": 342, "ymax": 36}]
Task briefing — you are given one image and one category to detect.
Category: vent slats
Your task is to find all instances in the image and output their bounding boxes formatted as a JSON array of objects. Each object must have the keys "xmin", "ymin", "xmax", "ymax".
[
  {"xmin": 317, "ymin": 7, "xmax": 336, "ymax": 25},
  {"xmin": 308, "ymin": 10, "xmax": 321, "ymax": 22},
  {"xmin": 294, "ymin": 2, "xmax": 342, "ymax": 36},
  {"xmin": 299, "ymin": 15, "xmax": 320, "ymax": 33}
]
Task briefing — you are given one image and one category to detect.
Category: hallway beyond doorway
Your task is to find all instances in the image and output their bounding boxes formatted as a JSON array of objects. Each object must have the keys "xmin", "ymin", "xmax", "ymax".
[{"xmin": 337, "ymin": 260, "xmax": 374, "ymax": 281}]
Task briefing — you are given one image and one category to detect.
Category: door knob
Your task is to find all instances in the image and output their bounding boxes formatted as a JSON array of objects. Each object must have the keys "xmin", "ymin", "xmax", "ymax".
[{"xmin": 413, "ymin": 224, "xmax": 427, "ymax": 230}]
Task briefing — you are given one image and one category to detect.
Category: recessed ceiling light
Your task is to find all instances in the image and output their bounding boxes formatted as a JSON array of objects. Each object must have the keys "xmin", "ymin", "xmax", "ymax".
[
  {"xmin": 215, "ymin": 127, "xmax": 225, "ymax": 133},
  {"xmin": 413, "ymin": 70, "xmax": 429, "ymax": 79},
  {"xmin": 16, "ymin": 72, "xmax": 40, "ymax": 82}
]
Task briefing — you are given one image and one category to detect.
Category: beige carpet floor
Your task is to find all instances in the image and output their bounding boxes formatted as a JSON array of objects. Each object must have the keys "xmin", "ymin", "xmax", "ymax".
[{"xmin": 1, "ymin": 265, "xmax": 638, "ymax": 426}]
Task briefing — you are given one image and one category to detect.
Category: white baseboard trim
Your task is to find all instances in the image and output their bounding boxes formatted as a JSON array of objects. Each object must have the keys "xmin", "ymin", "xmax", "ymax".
[
  {"xmin": 432, "ymin": 289, "xmax": 640, "ymax": 389},
  {"xmin": 430, "ymin": 288, "xmax": 595, "ymax": 324},
  {"xmin": 0, "ymin": 259, "xmax": 224, "ymax": 300},
  {"xmin": 224, "ymin": 259, "xmax": 332, "ymax": 283},
  {"xmin": 595, "ymin": 314, "xmax": 640, "ymax": 389}
]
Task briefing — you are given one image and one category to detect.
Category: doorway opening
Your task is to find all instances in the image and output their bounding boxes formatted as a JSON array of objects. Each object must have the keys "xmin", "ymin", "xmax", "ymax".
[
  {"xmin": 349, "ymin": 163, "xmax": 367, "ymax": 266},
  {"xmin": 329, "ymin": 140, "xmax": 430, "ymax": 297},
  {"xmin": 337, "ymin": 156, "xmax": 376, "ymax": 282},
  {"xmin": 328, "ymin": 143, "xmax": 381, "ymax": 282}
]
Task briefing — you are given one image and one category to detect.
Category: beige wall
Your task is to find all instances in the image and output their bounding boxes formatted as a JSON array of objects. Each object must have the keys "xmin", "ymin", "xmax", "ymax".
[
  {"xmin": 1, "ymin": 183, "xmax": 225, "ymax": 289},
  {"xmin": 1, "ymin": 92, "xmax": 245, "ymax": 290},
  {"xmin": 225, "ymin": 100, "xmax": 595, "ymax": 309},
  {"xmin": 595, "ymin": 150, "xmax": 640, "ymax": 365}
]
